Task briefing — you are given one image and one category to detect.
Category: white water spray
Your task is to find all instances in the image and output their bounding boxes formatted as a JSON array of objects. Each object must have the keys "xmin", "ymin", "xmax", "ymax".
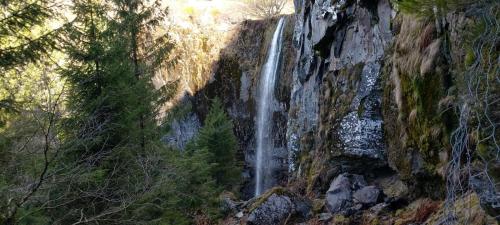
[{"xmin": 255, "ymin": 18, "xmax": 285, "ymax": 197}]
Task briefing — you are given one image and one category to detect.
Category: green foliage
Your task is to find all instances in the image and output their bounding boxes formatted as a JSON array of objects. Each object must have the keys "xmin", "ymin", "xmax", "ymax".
[
  {"xmin": 0, "ymin": 99, "xmax": 17, "ymax": 127},
  {"xmin": 40, "ymin": 0, "xmax": 179, "ymax": 224},
  {"xmin": 189, "ymin": 98, "xmax": 241, "ymax": 191},
  {"xmin": 0, "ymin": 5, "xmax": 67, "ymax": 220},
  {"xmin": 108, "ymin": 147, "xmax": 220, "ymax": 225},
  {"xmin": 0, "ymin": 0, "xmax": 238, "ymax": 224},
  {"xmin": 0, "ymin": 0, "xmax": 66, "ymax": 70},
  {"xmin": 134, "ymin": 98, "xmax": 242, "ymax": 224}
]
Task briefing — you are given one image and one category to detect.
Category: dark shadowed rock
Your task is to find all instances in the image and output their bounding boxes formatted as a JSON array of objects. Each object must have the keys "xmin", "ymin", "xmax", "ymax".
[
  {"xmin": 326, "ymin": 173, "xmax": 385, "ymax": 215},
  {"xmin": 287, "ymin": 0, "xmax": 392, "ymax": 182},
  {"xmin": 294, "ymin": 198, "xmax": 313, "ymax": 220},
  {"xmin": 470, "ymin": 176, "xmax": 500, "ymax": 219}
]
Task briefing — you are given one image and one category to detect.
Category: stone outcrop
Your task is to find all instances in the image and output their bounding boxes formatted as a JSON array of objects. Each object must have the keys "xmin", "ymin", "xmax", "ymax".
[
  {"xmin": 180, "ymin": 0, "xmax": 498, "ymax": 223},
  {"xmin": 222, "ymin": 187, "xmax": 311, "ymax": 225},
  {"xmin": 325, "ymin": 173, "xmax": 382, "ymax": 215},
  {"xmin": 288, "ymin": 0, "xmax": 393, "ymax": 194},
  {"xmin": 162, "ymin": 111, "xmax": 201, "ymax": 150},
  {"xmin": 247, "ymin": 193, "xmax": 294, "ymax": 225}
]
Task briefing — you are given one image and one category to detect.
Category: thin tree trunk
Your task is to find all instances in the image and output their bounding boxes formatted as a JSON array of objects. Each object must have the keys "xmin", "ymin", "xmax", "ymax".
[{"xmin": 130, "ymin": 10, "xmax": 146, "ymax": 152}]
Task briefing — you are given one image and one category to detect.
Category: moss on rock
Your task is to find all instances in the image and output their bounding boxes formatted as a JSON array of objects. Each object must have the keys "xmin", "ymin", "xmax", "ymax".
[
  {"xmin": 382, "ymin": 14, "xmax": 454, "ymax": 198},
  {"xmin": 249, "ymin": 187, "xmax": 291, "ymax": 212}
]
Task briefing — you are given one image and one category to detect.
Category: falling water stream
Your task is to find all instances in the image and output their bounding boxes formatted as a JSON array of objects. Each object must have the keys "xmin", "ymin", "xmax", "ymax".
[{"xmin": 255, "ymin": 18, "xmax": 285, "ymax": 197}]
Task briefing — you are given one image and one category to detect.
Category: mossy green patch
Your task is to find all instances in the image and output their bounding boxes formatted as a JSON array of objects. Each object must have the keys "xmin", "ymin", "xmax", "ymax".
[
  {"xmin": 332, "ymin": 214, "xmax": 350, "ymax": 225},
  {"xmin": 464, "ymin": 48, "xmax": 475, "ymax": 67},
  {"xmin": 382, "ymin": 14, "xmax": 456, "ymax": 198},
  {"xmin": 312, "ymin": 198, "xmax": 325, "ymax": 213}
]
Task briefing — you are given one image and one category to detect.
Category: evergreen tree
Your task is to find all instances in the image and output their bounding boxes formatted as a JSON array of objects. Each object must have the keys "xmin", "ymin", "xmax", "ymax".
[
  {"xmin": 49, "ymin": 0, "xmax": 174, "ymax": 223},
  {"xmin": 109, "ymin": 0, "xmax": 173, "ymax": 151},
  {"xmin": 191, "ymin": 98, "xmax": 241, "ymax": 190},
  {"xmin": 0, "ymin": 0, "xmax": 66, "ymax": 71},
  {"xmin": 132, "ymin": 147, "xmax": 220, "ymax": 224},
  {"xmin": 0, "ymin": 0, "xmax": 235, "ymax": 224},
  {"xmin": 0, "ymin": 1, "xmax": 68, "ymax": 224}
]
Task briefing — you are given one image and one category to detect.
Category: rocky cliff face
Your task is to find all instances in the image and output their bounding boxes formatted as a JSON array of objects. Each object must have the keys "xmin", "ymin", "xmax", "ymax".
[
  {"xmin": 288, "ymin": 0, "xmax": 393, "ymax": 195},
  {"xmin": 167, "ymin": 0, "xmax": 498, "ymax": 223},
  {"xmin": 189, "ymin": 18, "xmax": 296, "ymax": 199}
]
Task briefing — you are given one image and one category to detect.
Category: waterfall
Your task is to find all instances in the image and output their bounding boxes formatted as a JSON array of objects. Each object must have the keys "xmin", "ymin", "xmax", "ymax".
[{"xmin": 255, "ymin": 18, "xmax": 285, "ymax": 197}]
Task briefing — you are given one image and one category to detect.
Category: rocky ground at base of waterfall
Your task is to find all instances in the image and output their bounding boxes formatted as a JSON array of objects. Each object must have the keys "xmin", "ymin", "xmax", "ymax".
[{"xmin": 219, "ymin": 173, "xmax": 496, "ymax": 225}]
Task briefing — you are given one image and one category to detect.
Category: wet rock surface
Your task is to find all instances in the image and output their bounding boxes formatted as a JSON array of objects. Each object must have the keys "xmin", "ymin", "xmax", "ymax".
[
  {"xmin": 209, "ymin": 1, "xmax": 498, "ymax": 224},
  {"xmin": 326, "ymin": 174, "xmax": 354, "ymax": 214}
]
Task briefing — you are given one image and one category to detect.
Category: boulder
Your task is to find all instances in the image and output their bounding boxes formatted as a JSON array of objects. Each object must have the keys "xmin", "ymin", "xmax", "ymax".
[
  {"xmin": 294, "ymin": 198, "xmax": 313, "ymax": 219},
  {"xmin": 247, "ymin": 193, "xmax": 294, "ymax": 225},
  {"xmin": 374, "ymin": 174, "xmax": 408, "ymax": 199},
  {"xmin": 326, "ymin": 173, "xmax": 385, "ymax": 215},
  {"xmin": 326, "ymin": 173, "xmax": 354, "ymax": 214},
  {"xmin": 220, "ymin": 192, "xmax": 240, "ymax": 214},
  {"xmin": 353, "ymin": 186, "xmax": 381, "ymax": 205}
]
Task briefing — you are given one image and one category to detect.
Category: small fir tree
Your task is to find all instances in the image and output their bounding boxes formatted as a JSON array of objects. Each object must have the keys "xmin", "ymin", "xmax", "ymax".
[{"xmin": 192, "ymin": 98, "xmax": 241, "ymax": 190}]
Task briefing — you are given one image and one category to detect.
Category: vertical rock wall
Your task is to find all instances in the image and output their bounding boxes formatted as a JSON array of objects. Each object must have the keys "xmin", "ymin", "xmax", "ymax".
[
  {"xmin": 192, "ymin": 17, "xmax": 296, "ymax": 199},
  {"xmin": 288, "ymin": 0, "xmax": 393, "ymax": 194}
]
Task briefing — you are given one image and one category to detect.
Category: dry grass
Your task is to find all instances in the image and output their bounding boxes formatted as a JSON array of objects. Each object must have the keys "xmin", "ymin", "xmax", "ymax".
[
  {"xmin": 305, "ymin": 217, "xmax": 324, "ymax": 225},
  {"xmin": 426, "ymin": 192, "xmax": 497, "ymax": 225},
  {"xmin": 418, "ymin": 24, "xmax": 437, "ymax": 52},
  {"xmin": 194, "ymin": 213, "xmax": 211, "ymax": 225},
  {"xmin": 161, "ymin": 24, "xmax": 228, "ymax": 93},
  {"xmin": 395, "ymin": 198, "xmax": 441, "ymax": 225},
  {"xmin": 394, "ymin": 15, "xmax": 427, "ymax": 77}
]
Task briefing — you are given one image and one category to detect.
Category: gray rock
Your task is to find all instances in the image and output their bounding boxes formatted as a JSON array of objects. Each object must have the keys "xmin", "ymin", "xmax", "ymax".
[
  {"xmin": 353, "ymin": 186, "xmax": 381, "ymax": 205},
  {"xmin": 325, "ymin": 173, "xmax": 383, "ymax": 215},
  {"xmin": 351, "ymin": 174, "xmax": 368, "ymax": 189},
  {"xmin": 221, "ymin": 194, "xmax": 239, "ymax": 214},
  {"xmin": 470, "ymin": 176, "xmax": 500, "ymax": 219},
  {"xmin": 247, "ymin": 193, "xmax": 294, "ymax": 225},
  {"xmin": 318, "ymin": 213, "xmax": 332, "ymax": 221},
  {"xmin": 338, "ymin": 62, "xmax": 384, "ymax": 160},
  {"xmin": 326, "ymin": 174, "xmax": 353, "ymax": 214},
  {"xmin": 239, "ymin": 71, "xmax": 251, "ymax": 102},
  {"xmin": 369, "ymin": 203, "xmax": 389, "ymax": 215},
  {"xmin": 294, "ymin": 198, "xmax": 313, "ymax": 220},
  {"xmin": 374, "ymin": 175, "xmax": 408, "ymax": 199},
  {"xmin": 161, "ymin": 112, "xmax": 200, "ymax": 150},
  {"xmin": 235, "ymin": 211, "xmax": 244, "ymax": 218},
  {"xmin": 353, "ymin": 203, "xmax": 363, "ymax": 211},
  {"xmin": 287, "ymin": 0, "xmax": 393, "ymax": 174}
]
